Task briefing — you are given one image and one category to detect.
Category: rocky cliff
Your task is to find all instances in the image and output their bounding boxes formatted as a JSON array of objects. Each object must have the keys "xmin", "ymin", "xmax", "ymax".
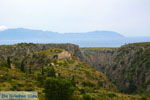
[
  {"xmin": 109, "ymin": 43, "xmax": 150, "ymax": 94},
  {"xmin": 0, "ymin": 43, "xmax": 83, "ymax": 61},
  {"xmin": 80, "ymin": 47, "xmax": 116, "ymax": 72},
  {"xmin": 81, "ymin": 42, "xmax": 150, "ymax": 94}
]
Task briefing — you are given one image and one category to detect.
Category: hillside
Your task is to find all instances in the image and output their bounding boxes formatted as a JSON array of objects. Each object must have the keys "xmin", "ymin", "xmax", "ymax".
[
  {"xmin": 109, "ymin": 42, "xmax": 150, "ymax": 94},
  {"xmin": 81, "ymin": 42, "xmax": 150, "ymax": 95},
  {"xmin": 0, "ymin": 43, "xmax": 148, "ymax": 100}
]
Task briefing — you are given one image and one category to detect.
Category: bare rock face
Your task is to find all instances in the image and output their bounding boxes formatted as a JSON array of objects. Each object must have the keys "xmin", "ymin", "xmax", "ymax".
[
  {"xmin": 10, "ymin": 63, "xmax": 16, "ymax": 69},
  {"xmin": 80, "ymin": 48, "xmax": 115, "ymax": 72},
  {"xmin": 57, "ymin": 51, "xmax": 71, "ymax": 59}
]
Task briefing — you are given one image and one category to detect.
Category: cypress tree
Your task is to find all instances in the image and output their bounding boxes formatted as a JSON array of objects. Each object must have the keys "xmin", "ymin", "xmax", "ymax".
[
  {"xmin": 47, "ymin": 67, "xmax": 56, "ymax": 77},
  {"xmin": 29, "ymin": 66, "xmax": 32, "ymax": 74},
  {"xmin": 20, "ymin": 60, "xmax": 25, "ymax": 72},
  {"xmin": 7, "ymin": 57, "xmax": 11, "ymax": 68},
  {"xmin": 41, "ymin": 66, "xmax": 44, "ymax": 75}
]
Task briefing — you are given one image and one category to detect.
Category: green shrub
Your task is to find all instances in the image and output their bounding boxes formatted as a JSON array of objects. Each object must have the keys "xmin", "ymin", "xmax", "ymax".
[
  {"xmin": 36, "ymin": 74, "xmax": 45, "ymax": 86},
  {"xmin": 20, "ymin": 60, "xmax": 25, "ymax": 72},
  {"xmin": 0, "ymin": 61, "xmax": 8, "ymax": 68},
  {"xmin": 46, "ymin": 67, "xmax": 56, "ymax": 77},
  {"xmin": 82, "ymin": 94, "xmax": 94, "ymax": 100},
  {"xmin": 7, "ymin": 57, "xmax": 11, "ymax": 68},
  {"xmin": 79, "ymin": 89, "xmax": 86, "ymax": 94},
  {"xmin": 106, "ymin": 93, "xmax": 117, "ymax": 98},
  {"xmin": 0, "ymin": 75, "xmax": 11, "ymax": 82},
  {"xmin": 82, "ymin": 81, "xmax": 95, "ymax": 87},
  {"xmin": 10, "ymin": 83, "xmax": 24, "ymax": 91},
  {"xmin": 140, "ymin": 96, "xmax": 147, "ymax": 100},
  {"xmin": 44, "ymin": 77, "xmax": 75, "ymax": 100}
]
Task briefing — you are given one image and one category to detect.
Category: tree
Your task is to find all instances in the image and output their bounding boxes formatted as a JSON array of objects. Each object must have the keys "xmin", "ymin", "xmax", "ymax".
[
  {"xmin": 28, "ymin": 66, "xmax": 32, "ymax": 74},
  {"xmin": 7, "ymin": 57, "xmax": 11, "ymax": 68},
  {"xmin": 36, "ymin": 73, "xmax": 45, "ymax": 86},
  {"xmin": 46, "ymin": 67, "xmax": 56, "ymax": 77},
  {"xmin": 20, "ymin": 60, "xmax": 25, "ymax": 72},
  {"xmin": 44, "ymin": 78, "xmax": 74, "ymax": 100},
  {"xmin": 41, "ymin": 66, "xmax": 44, "ymax": 75},
  {"xmin": 71, "ymin": 75, "xmax": 76, "ymax": 86},
  {"xmin": 83, "ymin": 94, "xmax": 93, "ymax": 100},
  {"xmin": 126, "ymin": 80, "xmax": 137, "ymax": 93}
]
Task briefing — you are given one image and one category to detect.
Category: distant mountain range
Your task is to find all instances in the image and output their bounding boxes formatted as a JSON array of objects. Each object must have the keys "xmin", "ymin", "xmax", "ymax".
[{"xmin": 0, "ymin": 28, "xmax": 150, "ymax": 47}]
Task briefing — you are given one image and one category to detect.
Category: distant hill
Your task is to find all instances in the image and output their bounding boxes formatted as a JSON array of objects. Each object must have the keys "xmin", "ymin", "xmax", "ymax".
[
  {"xmin": 0, "ymin": 28, "xmax": 150, "ymax": 47},
  {"xmin": 0, "ymin": 28, "xmax": 124, "ymax": 46},
  {"xmin": 0, "ymin": 28, "xmax": 59, "ymax": 40}
]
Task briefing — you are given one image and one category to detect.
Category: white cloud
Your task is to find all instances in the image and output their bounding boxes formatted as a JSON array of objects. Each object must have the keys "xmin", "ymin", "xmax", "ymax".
[{"xmin": 0, "ymin": 25, "xmax": 7, "ymax": 31}]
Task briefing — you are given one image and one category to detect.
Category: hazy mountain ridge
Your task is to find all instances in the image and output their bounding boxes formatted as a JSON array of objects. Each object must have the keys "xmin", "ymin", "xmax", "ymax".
[
  {"xmin": 0, "ymin": 28, "xmax": 125, "ymax": 40},
  {"xmin": 0, "ymin": 28, "xmax": 125, "ymax": 46},
  {"xmin": 1, "ymin": 28, "xmax": 150, "ymax": 47}
]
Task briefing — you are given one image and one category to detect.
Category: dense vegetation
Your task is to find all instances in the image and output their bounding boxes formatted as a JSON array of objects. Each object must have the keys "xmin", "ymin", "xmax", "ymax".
[
  {"xmin": 44, "ymin": 78, "xmax": 74, "ymax": 100},
  {"xmin": 0, "ymin": 43, "xmax": 149, "ymax": 100},
  {"xmin": 109, "ymin": 42, "xmax": 150, "ymax": 94},
  {"xmin": 81, "ymin": 42, "xmax": 150, "ymax": 95}
]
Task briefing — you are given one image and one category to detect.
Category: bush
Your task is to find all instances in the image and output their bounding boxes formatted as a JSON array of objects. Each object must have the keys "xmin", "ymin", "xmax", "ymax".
[
  {"xmin": 36, "ymin": 74, "xmax": 45, "ymax": 86},
  {"xmin": 44, "ymin": 77, "xmax": 75, "ymax": 100},
  {"xmin": 82, "ymin": 81, "xmax": 95, "ymax": 87},
  {"xmin": 140, "ymin": 96, "xmax": 147, "ymax": 100},
  {"xmin": 46, "ymin": 67, "xmax": 56, "ymax": 77},
  {"xmin": 0, "ymin": 61, "xmax": 8, "ymax": 68},
  {"xmin": 7, "ymin": 57, "xmax": 11, "ymax": 68},
  {"xmin": 0, "ymin": 75, "xmax": 11, "ymax": 82},
  {"xmin": 79, "ymin": 89, "xmax": 86, "ymax": 94},
  {"xmin": 106, "ymin": 93, "xmax": 117, "ymax": 98},
  {"xmin": 82, "ymin": 94, "xmax": 94, "ymax": 100}
]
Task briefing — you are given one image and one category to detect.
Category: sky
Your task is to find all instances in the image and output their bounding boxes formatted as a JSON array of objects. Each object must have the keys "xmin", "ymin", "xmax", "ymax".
[{"xmin": 0, "ymin": 0, "xmax": 150, "ymax": 36}]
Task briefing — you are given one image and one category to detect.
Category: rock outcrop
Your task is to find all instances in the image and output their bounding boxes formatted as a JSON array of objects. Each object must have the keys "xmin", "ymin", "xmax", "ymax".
[
  {"xmin": 0, "ymin": 43, "xmax": 83, "ymax": 61},
  {"xmin": 57, "ymin": 51, "xmax": 71, "ymax": 59}
]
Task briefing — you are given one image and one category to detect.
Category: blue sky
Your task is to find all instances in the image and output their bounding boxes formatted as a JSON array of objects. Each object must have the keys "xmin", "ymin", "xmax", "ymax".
[{"xmin": 0, "ymin": 0, "xmax": 150, "ymax": 36}]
